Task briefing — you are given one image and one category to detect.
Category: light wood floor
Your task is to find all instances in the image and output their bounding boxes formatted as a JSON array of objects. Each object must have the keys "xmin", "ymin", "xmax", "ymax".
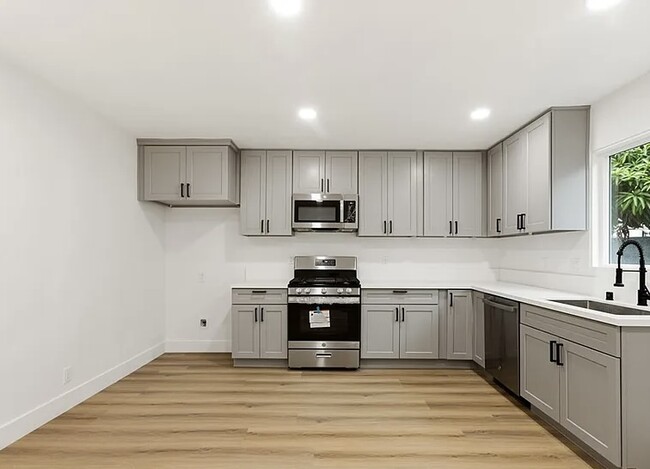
[{"xmin": 0, "ymin": 354, "xmax": 602, "ymax": 469}]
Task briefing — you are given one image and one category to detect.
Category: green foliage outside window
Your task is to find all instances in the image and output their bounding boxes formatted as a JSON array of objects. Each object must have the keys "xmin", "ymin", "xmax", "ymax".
[{"xmin": 610, "ymin": 143, "xmax": 650, "ymax": 240}]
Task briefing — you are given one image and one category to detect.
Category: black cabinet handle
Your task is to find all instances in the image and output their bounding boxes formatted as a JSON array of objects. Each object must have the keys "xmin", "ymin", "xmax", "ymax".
[
  {"xmin": 401, "ymin": 307, "xmax": 405, "ymax": 322},
  {"xmin": 449, "ymin": 221, "xmax": 453, "ymax": 235},
  {"xmin": 516, "ymin": 214, "xmax": 520, "ymax": 230},
  {"xmin": 395, "ymin": 307, "xmax": 399, "ymax": 322},
  {"xmin": 321, "ymin": 179, "xmax": 324, "ymax": 192},
  {"xmin": 389, "ymin": 220, "xmax": 393, "ymax": 234},
  {"xmin": 449, "ymin": 292, "xmax": 454, "ymax": 307},
  {"xmin": 455, "ymin": 221, "xmax": 458, "ymax": 235},
  {"xmin": 521, "ymin": 213, "xmax": 526, "ymax": 231},
  {"xmin": 384, "ymin": 220, "xmax": 387, "ymax": 234},
  {"xmin": 254, "ymin": 307, "xmax": 258, "ymax": 323},
  {"xmin": 496, "ymin": 218, "xmax": 501, "ymax": 233},
  {"xmin": 327, "ymin": 179, "xmax": 330, "ymax": 192},
  {"xmin": 260, "ymin": 220, "xmax": 264, "ymax": 234},
  {"xmin": 181, "ymin": 183, "xmax": 185, "ymax": 198},
  {"xmin": 266, "ymin": 220, "xmax": 270, "ymax": 233},
  {"xmin": 550, "ymin": 340, "xmax": 557, "ymax": 363},
  {"xmin": 556, "ymin": 343, "xmax": 564, "ymax": 366},
  {"xmin": 392, "ymin": 290, "xmax": 408, "ymax": 294},
  {"xmin": 252, "ymin": 290, "xmax": 267, "ymax": 294},
  {"xmin": 260, "ymin": 307, "xmax": 264, "ymax": 322},
  {"xmin": 187, "ymin": 183, "xmax": 191, "ymax": 198}
]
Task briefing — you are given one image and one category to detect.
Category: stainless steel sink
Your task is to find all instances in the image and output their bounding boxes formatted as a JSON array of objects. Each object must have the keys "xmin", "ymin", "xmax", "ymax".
[{"xmin": 549, "ymin": 299, "xmax": 650, "ymax": 316}]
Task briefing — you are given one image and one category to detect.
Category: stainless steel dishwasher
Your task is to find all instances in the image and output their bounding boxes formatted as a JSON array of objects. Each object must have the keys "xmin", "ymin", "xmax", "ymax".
[{"xmin": 483, "ymin": 295, "xmax": 520, "ymax": 395}]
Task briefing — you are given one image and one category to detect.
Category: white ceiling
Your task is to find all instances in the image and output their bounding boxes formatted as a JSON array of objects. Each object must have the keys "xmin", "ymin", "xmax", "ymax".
[{"xmin": 0, "ymin": 0, "xmax": 649, "ymax": 149}]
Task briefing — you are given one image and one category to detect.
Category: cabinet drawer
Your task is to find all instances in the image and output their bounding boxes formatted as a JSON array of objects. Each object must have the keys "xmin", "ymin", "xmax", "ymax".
[
  {"xmin": 232, "ymin": 288, "xmax": 287, "ymax": 305},
  {"xmin": 521, "ymin": 304, "xmax": 620, "ymax": 357},
  {"xmin": 362, "ymin": 289, "xmax": 439, "ymax": 305}
]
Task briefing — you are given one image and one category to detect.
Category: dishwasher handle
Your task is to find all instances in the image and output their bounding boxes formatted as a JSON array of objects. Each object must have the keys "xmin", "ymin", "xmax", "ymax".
[{"xmin": 481, "ymin": 297, "xmax": 517, "ymax": 313}]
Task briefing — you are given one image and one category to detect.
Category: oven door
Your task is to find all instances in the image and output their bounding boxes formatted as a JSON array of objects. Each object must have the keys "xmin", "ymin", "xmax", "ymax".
[{"xmin": 288, "ymin": 300, "xmax": 361, "ymax": 349}]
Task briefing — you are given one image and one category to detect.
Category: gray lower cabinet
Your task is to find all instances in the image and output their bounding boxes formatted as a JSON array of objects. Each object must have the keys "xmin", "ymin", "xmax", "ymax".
[
  {"xmin": 520, "ymin": 321, "xmax": 622, "ymax": 466},
  {"xmin": 361, "ymin": 304, "xmax": 439, "ymax": 359},
  {"xmin": 472, "ymin": 292, "xmax": 485, "ymax": 368},
  {"xmin": 447, "ymin": 290, "xmax": 473, "ymax": 360},
  {"xmin": 232, "ymin": 304, "xmax": 287, "ymax": 360}
]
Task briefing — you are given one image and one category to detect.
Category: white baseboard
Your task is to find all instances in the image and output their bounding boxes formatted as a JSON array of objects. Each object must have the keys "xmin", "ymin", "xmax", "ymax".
[
  {"xmin": 165, "ymin": 340, "xmax": 231, "ymax": 353},
  {"xmin": 0, "ymin": 342, "xmax": 165, "ymax": 450}
]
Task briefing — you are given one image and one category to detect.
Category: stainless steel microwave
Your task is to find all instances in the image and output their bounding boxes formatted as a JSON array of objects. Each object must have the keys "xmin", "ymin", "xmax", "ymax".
[{"xmin": 292, "ymin": 194, "xmax": 358, "ymax": 232}]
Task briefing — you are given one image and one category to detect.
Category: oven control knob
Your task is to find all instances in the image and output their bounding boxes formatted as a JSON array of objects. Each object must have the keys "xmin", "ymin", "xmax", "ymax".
[
  {"xmin": 305, "ymin": 288, "xmax": 311, "ymax": 294},
  {"xmin": 321, "ymin": 288, "xmax": 327, "ymax": 294},
  {"xmin": 337, "ymin": 288, "xmax": 343, "ymax": 294},
  {"xmin": 346, "ymin": 288, "xmax": 352, "ymax": 293},
  {"xmin": 296, "ymin": 288, "xmax": 302, "ymax": 294}
]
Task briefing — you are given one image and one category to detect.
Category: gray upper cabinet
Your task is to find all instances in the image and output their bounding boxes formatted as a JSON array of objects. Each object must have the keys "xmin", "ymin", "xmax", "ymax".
[
  {"xmin": 400, "ymin": 305, "xmax": 439, "ymax": 359},
  {"xmin": 293, "ymin": 151, "xmax": 325, "ymax": 193},
  {"xmin": 143, "ymin": 146, "xmax": 186, "ymax": 202},
  {"xmin": 487, "ymin": 143, "xmax": 503, "ymax": 237},
  {"xmin": 240, "ymin": 150, "xmax": 292, "ymax": 236},
  {"xmin": 423, "ymin": 152, "xmax": 483, "ymax": 237},
  {"xmin": 472, "ymin": 292, "xmax": 485, "ymax": 368},
  {"xmin": 520, "ymin": 324, "xmax": 561, "ymax": 421},
  {"xmin": 293, "ymin": 150, "xmax": 358, "ymax": 194},
  {"xmin": 446, "ymin": 290, "xmax": 473, "ymax": 360},
  {"xmin": 326, "ymin": 151, "xmax": 358, "ymax": 194},
  {"xmin": 361, "ymin": 304, "xmax": 400, "ymax": 359},
  {"xmin": 139, "ymin": 141, "xmax": 240, "ymax": 207},
  {"xmin": 359, "ymin": 151, "xmax": 417, "ymax": 237},
  {"xmin": 501, "ymin": 107, "xmax": 588, "ymax": 235}
]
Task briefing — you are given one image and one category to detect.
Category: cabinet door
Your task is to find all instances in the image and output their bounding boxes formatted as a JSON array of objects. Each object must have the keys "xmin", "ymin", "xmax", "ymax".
[
  {"xmin": 259, "ymin": 305, "xmax": 287, "ymax": 359},
  {"xmin": 186, "ymin": 146, "xmax": 228, "ymax": 201},
  {"xmin": 265, "ymin": 151, "xmax": 293, "ymax": 236},
  {"xmin": 472, "ymin": 292, "xmax": 485, "ymax": 368},
  {"xmin": 423, "ymin": 152, "xmax": 453, "ymax": 237},
  {"xmin": 358, "ymin": 152, "xmax": 388, "ymax": 237},
  {"xmin": 502, "ymin": 131, "xmax": 527, "ymax": 235},
  {"xmin": 387, "ymin": 152, "xmax": 417, "ymax": 237},
  {"xmin": 293, "ymin": 151, "xmax": 325, "ymax": 193},
  {"xmin": 326, "ymin": 151, "xmax": 358, "ymax": 194},
  {"xmin": 143, "ymin": 146, "xmax": 186, "ymax": 201},
  {"xmin": 231, "ymin": 305, "xmax": 260, "ymax": 359},
  {"xmin": 453, "ymin": 152, "xmax": 483, "ymax": 237},
  {"xmin": 446, "ymin": 290, "xmax": 473, "ymax": 360},
  {"xmin": 524, "ymin": 113, "xmax": 551, "ymax": 233},
  {"xmin": 560, "ymin": 340, "xmax": 621, "ymax": 466},
  {"xmin": 520, "ymin": 325, "xmax": 561, "ymax": 421},
  {"xmin": 400, "ymin": 305, "xmax": 439, "ymax": 359},
  {"xmin": 361, "ymin": 305, "xmax": 400, "ymax": 359},
  {"xmin": 240, "ymin": 151, "xmax": 267, "ymax": 236},
  {"xmin": 487, "ymin": 143, "xmax": 503, "ymax": 237}
]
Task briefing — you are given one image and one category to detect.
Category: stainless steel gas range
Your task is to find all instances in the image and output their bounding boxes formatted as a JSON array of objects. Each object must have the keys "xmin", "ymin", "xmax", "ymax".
[{"xmin": 287, "ymin": 256, "xmax": 361, "ymax": 369}]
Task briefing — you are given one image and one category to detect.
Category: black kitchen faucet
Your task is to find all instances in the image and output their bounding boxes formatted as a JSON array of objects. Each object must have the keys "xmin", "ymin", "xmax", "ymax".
[{"xmin": 614, "ymin": 240, "xmax": 650, "ymax": 306}]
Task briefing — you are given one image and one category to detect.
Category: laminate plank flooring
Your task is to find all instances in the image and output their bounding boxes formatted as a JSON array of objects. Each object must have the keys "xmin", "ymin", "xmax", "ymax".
[{"xmin": 0, "ymin": 354, "xmax": 602, "ymax": 468}]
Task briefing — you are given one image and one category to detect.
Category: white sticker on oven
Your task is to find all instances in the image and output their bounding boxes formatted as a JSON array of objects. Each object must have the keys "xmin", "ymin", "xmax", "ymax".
[{"xmin": 309, "ymin": 308, "xmax": 330, "ymax": 328}]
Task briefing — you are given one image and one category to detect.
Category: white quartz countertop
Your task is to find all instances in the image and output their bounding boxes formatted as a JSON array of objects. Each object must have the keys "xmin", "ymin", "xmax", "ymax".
[{"xmin": 231, "ymin": 280, "xmax": 650, "ymax": 327}]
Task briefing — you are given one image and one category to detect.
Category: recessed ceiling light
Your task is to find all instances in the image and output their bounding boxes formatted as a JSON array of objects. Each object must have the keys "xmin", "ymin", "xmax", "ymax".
[
  {"xmin": 470, "ymin": 108, "xmax": 491, "ymax": 121},
  {"xmin": 586, "ymin": 0, "xmax": 623, "ymax": 12},
  {"xmin": 269, "ymin": 0, "xmax": 302, "ymax": 17},
  {"xmin": 298, "ymin": 108, "xmax": 317, "ymax": 121}
]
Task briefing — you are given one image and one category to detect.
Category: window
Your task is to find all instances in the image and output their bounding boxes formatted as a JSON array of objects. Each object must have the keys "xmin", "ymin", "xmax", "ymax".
[{"xmin": 609, "ymin": 142, "xmax": 650, "ymax": 264}]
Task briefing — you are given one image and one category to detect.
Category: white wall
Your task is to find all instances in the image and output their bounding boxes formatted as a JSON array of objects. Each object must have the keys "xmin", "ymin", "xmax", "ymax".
[
  {"xmin": 0, "ymin": 58, "xmax": 166, "ymax": 449},
  {"xmin": 165, "ymin": 208, "xmax": 499, "ymax": 351},
  {"xmin": 498, "ymin": 70, "xmax": 650, "ymax": 303}
]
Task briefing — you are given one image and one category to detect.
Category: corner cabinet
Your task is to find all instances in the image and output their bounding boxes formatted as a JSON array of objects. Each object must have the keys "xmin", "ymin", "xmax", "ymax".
[
  {"xmin": 423, "ymin": 152, "xmax": 483, "ymax": 237},
  {"xmin": 240, "ymin": 150, "xmax": 292, "ymax": 236},
  {"xmin": 139, "ymin": 140, "xmax": 240, "ymax": 207},
  {"xmin": 293, "ymin": 150, "xmax": 358, "ymax": 194},
  {"xmin": 502, "ymin": 107, "xmax": 588, "ymax": 235},
  {"xmin": 231, "ymin": 289, "xmax": 288, "ymax": 361},
  {"xmin": 359, "ymin": 151, "xmax": 417, "ymax": 237}
]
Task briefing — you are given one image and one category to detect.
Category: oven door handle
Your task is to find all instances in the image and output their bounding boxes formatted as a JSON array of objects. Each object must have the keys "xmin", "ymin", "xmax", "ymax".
[{"xmin": 316, "ymin": 353, "xmax": 333, "ymax": 358}]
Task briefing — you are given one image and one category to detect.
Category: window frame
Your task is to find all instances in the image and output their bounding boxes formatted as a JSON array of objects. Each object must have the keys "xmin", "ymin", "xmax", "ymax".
[{"xmin": 594, "ymin": 130, "xmax": 650, "ymax": 268}]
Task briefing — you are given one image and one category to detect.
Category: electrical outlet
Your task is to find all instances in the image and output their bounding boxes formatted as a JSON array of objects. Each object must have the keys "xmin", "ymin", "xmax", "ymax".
[
  {"xmin": 63, "ymin": 367, "xmax": 71, "ymax": 385},
  {"xmin": 200, "ymin": 319, "xmax": 207, "ymax": 328}
]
